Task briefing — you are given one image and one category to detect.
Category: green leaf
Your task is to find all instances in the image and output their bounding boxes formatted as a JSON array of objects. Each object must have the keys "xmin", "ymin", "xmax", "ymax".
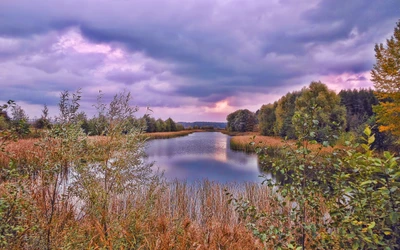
[
  {"xmin": 368, "ymin": 221, "xmax": 375, "ymax": 229},
  {"xmin": 383, "ymin": 151, "xmax": 392, "ymax": 159},
  {"xmin": 368, "ymin": 134, "xmax": 375, "ymax": 145},
  {"xmin": 360, "ymin": 180, "xmax": 375, "ymax": 186},
  {"xmin": 361, "ymin": 144, "xmax": 369, "ymax": 151},
  {"xmin": 345, "ymin": 187, "xmax": 353, "ymax": 193},
  {"xmin": 364, "ymin": 126, "xmax": 371, "ymax": 136},
  {"xmin": 389, "ymin": 212, "xmax": 399, "ymax": 224}
]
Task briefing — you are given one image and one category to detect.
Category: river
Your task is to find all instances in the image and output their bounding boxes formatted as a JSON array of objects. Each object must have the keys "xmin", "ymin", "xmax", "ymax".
[{"xmin": 145, "ymin": 132, "xmax": 263, "ymax": 182}]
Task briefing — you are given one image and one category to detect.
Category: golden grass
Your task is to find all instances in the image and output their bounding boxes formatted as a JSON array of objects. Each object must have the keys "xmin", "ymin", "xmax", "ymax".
[
  {"xmin": 1, "ymin": 132, "xmax": 334, "ymax": 249},
  {"xmin": 145, "ymin": 130, "xmax": 199, "ymax": 139},
  {"xmin": 0, "ymin": 131, "xmax": 198, "ymax": 167},
  {"xmin": 230, "ymin": 134, "xmax": 335, "ymax": 154},
  {"xmin": 0, "ymin": 138, "xmax": 39, "ymax": 168},
  {"xmin": 220, "ymin": 130, "xmax": 259, "ymax": 136}
]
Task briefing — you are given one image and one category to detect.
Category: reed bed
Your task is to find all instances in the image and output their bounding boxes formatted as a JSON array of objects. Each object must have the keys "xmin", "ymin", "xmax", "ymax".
[
  {"xmin": 0, "ymin": 131, "xmax": 196, "ymax": 168},
  {"xmin": 230, "ymin": 135, "xmax": 334, "ymax": 154},
  {"xmin": 145, "ymin": 130, "xmax": 200, "ymax": 140},
  {"xmin": 0, "ymin": 138, "xmax": 40, "ymax": 170},
  {"xmin": 117, "ymin": 180, "xmax": 272, "ymax": 249},
  {"xmin": 1, "ymin": 134, "xmax": 332, "ymax": 249},
  {"xmin": 0, "ymin": 174, "xmax": 329, "ymax": 249}
]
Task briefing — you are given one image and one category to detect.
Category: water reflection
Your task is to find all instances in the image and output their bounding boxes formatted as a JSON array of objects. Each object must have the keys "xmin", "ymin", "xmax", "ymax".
[{"xmin": 145, "ymin": 132, "xmax": 263, "ymax": 182}]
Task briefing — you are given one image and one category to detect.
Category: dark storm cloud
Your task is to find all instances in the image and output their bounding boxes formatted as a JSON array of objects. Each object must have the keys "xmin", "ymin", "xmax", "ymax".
[
  {"xmin": 346, "ymin": 75, "xmax": 367, "ymax": 82},
  {"xmin": 0, "ymin": 0, "xmax": 399, "ymax": 115},
  {"xmin": 106, "ymin": 69, "xmax": 153, "ymax": 84},
  {"xmin": 304, "ymin": 0, "xmax": 400, "ymax": 32},
  {"xmin": 0, "ymin": 86, "xmax": 59, "ymax": 106}
]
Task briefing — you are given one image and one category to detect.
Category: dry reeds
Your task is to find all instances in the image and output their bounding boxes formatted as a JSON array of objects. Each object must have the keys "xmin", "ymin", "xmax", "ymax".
[
  {"xmin": 230, "ymin": 135, "xmax": 334, "ymax": 154},
  {"xmin": 1, "ymin": 134, "xmax": 334, "ymax": 249},
  {"xmin": 145, "ymin": 130, "xmax": 199, "ymax": 140}
]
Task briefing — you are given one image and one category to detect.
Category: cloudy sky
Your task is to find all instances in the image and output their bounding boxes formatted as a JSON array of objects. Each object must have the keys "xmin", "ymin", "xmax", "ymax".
[{"xmin": 0, "ymin": 0, "xmax": 399, "ymax": 122}]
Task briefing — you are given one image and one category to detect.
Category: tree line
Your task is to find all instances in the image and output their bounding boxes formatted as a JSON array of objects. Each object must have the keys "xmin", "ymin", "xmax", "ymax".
[
  {"xmin": 0, "ymin": 104, "xmax": 184, "ymax": 137},
  {"xmin": 227, "ymin": 83, "xmax": 398, "ymax": 150}
]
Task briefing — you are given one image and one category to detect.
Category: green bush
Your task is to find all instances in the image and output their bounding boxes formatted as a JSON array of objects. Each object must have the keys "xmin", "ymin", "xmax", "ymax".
[{"xmin": 230, "ymin": 108, "xmax": 399, "ymax": 249}]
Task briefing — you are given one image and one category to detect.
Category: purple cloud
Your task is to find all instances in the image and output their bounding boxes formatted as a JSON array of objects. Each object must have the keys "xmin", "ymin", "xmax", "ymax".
[
  {"xmin": 106, "ymin": 69, "xmax": 153, "ymax": 84},
  {"xmin": 0, "ymin": 0, "xmax": 399, "ymax": 121}
]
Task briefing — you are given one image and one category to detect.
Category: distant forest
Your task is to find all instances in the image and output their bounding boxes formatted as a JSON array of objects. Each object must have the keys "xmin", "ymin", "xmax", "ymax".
[
  {"xmin": 178, "ymin": 121, "xmax": 227, "ymax": 129},
  {"xmin": 226, "ymin": 81, "xmax": 398, "ymax": 151}
]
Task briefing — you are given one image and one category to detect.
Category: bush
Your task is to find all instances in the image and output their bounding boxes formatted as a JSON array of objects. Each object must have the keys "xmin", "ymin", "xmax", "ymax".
[{"xmin": 229, "ymin": 110, "xmax": 400, "ymax": 249}]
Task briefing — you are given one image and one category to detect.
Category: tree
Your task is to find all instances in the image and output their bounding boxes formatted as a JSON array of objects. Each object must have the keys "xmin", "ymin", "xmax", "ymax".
[
  {"xmin": 34, "ymin": 104, "xmax": 52, "ymax": 130},
  {"xmin": 10, "ymin": 105, "xmax": 30, "ymax": 137},
  {"xmin": 165, "ymin": 118, "xmax": 177, "ymax": 132},
  {"xmin": 69, "ymin": 91, "xmax": 158, "ymax": 246},
  {"xmin": 155, "ymin": 118, "xmax": 166, "ymax": 132},
  {"xmin": 76, "ymin": 111, "xmax": 90, "ymax": 134},
  {"xmin": 274, "ymin": 91, "xmax": 302, "ymax": 138},
  {"xmin": 143, "ymin": 114, "xmax": 156, "ymax": 132},
  {"xmin": 226, "ymin": 109, "xmax": 257, "ymax": 132},
  {"xmin": 176, "ymin": 123, "xmax": 184, "ymax": 131},
  {"xmin": 258, "ymin": 103, "xmax": 277, "ymax": 136},
  {"xmin": 0, "ymin": 111, "xmax": 10, "ymax": 131},
  {"xmin": 293, "ymin": 82, "xmax": 346, "ymax": 143},
  {"xmin": 339, "ymin": 89, "xmax": 378, "ymax": 132},
  {"xmin": 371, "ymin": 20, "xmax": 400, "ymax": 136}
]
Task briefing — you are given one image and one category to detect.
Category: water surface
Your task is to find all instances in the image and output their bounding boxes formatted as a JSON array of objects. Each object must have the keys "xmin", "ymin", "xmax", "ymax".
[{"xmin": 145, "ymin": 132, "xmax": 262, "ymax": 182}]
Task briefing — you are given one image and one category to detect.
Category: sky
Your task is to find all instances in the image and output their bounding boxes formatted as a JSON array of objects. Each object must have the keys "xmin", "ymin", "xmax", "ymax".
[{"xmin": 0, "ymin": 0, "xmax": 399, "ymax": 122}]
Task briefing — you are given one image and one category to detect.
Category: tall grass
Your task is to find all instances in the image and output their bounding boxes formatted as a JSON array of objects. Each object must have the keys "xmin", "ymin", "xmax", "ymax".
[
  {"xmin": 230, "ymin": 134, "xmax": 334, "ymax": 154},
  {"xmin": 0, "ymin": 137, "xmax": 268, "ymax": 249},
  {"xmin": 145, "ymin": 130, "xmax": 199, "ymax": 140},
  {"xmin": 0, "ymin": 136, "xmax": 338, "ymax": 249}
]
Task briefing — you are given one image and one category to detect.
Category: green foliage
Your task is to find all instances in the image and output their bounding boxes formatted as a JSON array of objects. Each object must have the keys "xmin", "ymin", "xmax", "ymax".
[
  {"xmin": 9, "ymin": 105, "xmax": 31, "ymax": 137},
  {"xmin": 0, "ymin": 100, "xmax": 16, "ymax": 152},
  {"xmin": 230, "ymin": 107, "xmax": 400, "ymax": 248},
  {"xmin": 141, "ymin": 116, "xmax": 183, "ymax": 133},
  {"xmin": 165, "ymin": 117, "xmax": 177, "ymax": 132},
  {"xmin": 257, "ymin": 82, "xmax": 346, "ymax": 143},
  {"xmin": 143, "ymin": 114, "xmax": 157, "ymax": 132},
  {"xmin": 274, "ymin": 91, "xmax": 301, "ymax": 138},
  {"xmin": 68, "ymin": 91, "xmax": 160, "ymax": 247},
  {"xmin": 339, "ymin": 88, "xmax": 378, "ymax": 132},
  {"xmin": 0, "ymin": 164, "xmax": 36, "ymax": 249},
  {"xmin": 155, "ymin": 118, "xmax": 166, "ymax": 131},
  {"xmin": 293, "ymin": 81, "xmax": 346, "ymax": 143},
  {"xmin": 227, "ymin": 109, "xmax": 257, "ymax": 132},
  {"xmin": 34, "ymin": 104, "xmax": 52, "ymax": 130},
  {"xmin": 329, "ymin": 127, "xmax": 400, "ymax": 249},
  {"xmin": 258, "ymin": 103, "xmax": 277, "ymax": 136},
  {"xmin": 339, "ymin": 89, "xmax": 400, "ymax": 151}
]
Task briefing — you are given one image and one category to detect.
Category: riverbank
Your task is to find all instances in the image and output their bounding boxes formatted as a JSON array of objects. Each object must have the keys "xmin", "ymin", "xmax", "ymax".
[
  {"xmin": 228, "ymin": 132, "xmax": 334, "ymax": 154},
  {"xmin": 145, "ymin": 130, "xmax": 199, "ymax": 139}
]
